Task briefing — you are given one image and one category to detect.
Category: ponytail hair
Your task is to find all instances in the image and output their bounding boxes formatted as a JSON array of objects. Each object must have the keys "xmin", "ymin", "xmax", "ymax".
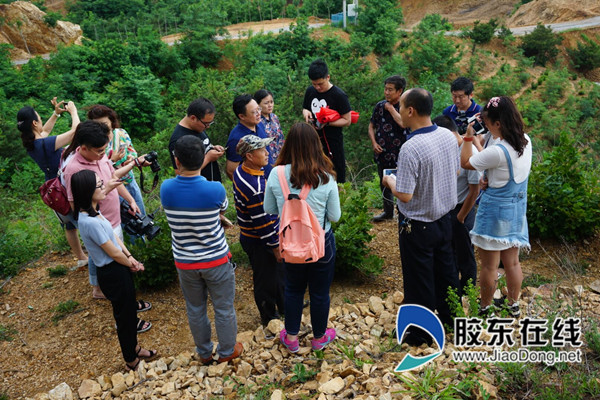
[
  {"xmin": 17, "ymin": 106, "xmax": 38, "ymax": 151},
  {"xmin": 71, "ymin": 169, "xmax": 100, "ymax": 221}
]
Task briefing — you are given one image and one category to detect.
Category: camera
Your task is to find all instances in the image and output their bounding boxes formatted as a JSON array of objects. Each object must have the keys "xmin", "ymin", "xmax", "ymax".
[
  {"xmin": 144, "ymin": 151, "xmax": 161, "ymax": 173},
  {"xmin": 383, "ymin": 169, "xmax": 397, "ymax": 176},
  {"xmin": 455, "ymin": 111, "xmax": 469, "ymax": 135},
  {"xmin": 120, "ymin": 200, "xmax": 161, "ymax": 240},
  {"xmin": 468, "ymin": 115, "xmax": 487, "ymax": 135}
]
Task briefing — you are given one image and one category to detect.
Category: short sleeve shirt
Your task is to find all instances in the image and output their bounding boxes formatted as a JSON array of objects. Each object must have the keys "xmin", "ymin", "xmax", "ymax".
[
  {"xmin": 226, "ymin": 122, "xmax": 274, "ymax": 178},
  {"xmin": 78, "ymin": 211, "xmax": 122, "ymax": 267},
  {"xmin": 395, "ymin": 125, "xmax": 459, "ymax": 222},
  {"xmin": 62, "ymin": 150, "xmax": 121, "ymax": 228},
  {"xmin": 169, "ymin": 124, "xmax": 222, "ymax": 182},
  {"xmin": 370, "ymin": 100, "xmax": 407, "ymax": 167},
  {"xmin": 302, "ymin": 85, "xmax": 351, "ymax": 139},
  {"xmin": 27, "ymin": 136, "xmax": 62, "ymax": 181},
  {"xmin": 261, "ymin": 113, "xmax": 284, "ymax": 161}
]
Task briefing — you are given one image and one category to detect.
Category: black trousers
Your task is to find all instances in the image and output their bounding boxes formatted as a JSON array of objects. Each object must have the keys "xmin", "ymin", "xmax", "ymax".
[
  {"xmin": 97, "ymin": 261, "xmax": 138, "ymax": 363},
  {"xmin": 398, "ymin": 212, "xmax": 459, "ymax": 329},
  {"xmin": 449, "ymin": 203, "xmax": 477, "ymax": 295},
  {"xmin": 319, "ymin": 132, "xmax": 345, "ymax": 183},
  {"xmin": 377, "ymin": 164, "xmax": 395, "ymax": 215},
  {"xmin": 241, "ymin": 241, "xmax": 285, "ymax": 326}
]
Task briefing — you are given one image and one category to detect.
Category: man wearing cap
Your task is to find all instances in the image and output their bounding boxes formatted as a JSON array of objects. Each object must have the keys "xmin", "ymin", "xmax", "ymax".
[{"xmin": 232, "ymin": 135, "xmax": 284, "ymax": 333}]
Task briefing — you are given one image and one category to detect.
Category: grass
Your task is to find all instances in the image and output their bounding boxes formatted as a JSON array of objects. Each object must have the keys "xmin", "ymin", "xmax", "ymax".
[
  {"xmin": 52, "ymin": 299, "xmax": 80, "ymax": 324},
  {"xmin": 395, "ymin": 365, "xmax": 462, "ymax": 400},
  {"xmin": 47, "ymin": 265, "xmax": 68, "ymax": 278},
  {"xmin": 289, "ymin": 363, "xmax": 317, "ymax": 383},
  {"xmin": 0, "ymin": 324, "xmax": 18, "ymax": 341},
  {"xmin": 522, "ymin": 273, "xmax": 554, "ymax": 288}
]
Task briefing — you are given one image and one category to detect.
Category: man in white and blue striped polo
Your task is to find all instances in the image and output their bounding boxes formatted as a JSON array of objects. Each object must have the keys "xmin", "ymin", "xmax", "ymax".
[{"xmin": 161, "ymin": 135, "xmax": 243, "ymax": 364}]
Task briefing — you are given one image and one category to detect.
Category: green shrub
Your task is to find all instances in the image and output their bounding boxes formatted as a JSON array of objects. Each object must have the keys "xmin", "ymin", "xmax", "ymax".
[
  {"xmin": 585, "ymin": 319, "xmax": 600, "ymax": 356},
  {"xmin": 47, "ymin": 265, "xmax": 68, "ymax": 277},
  {"xmin": 519, "ymin": 24, "xmax": 563, "ymax": 66},
  {"xmin": 465, "ymin": 19, "xmax": 498, "ymax": 47},
  {"xmin": 527, "ymin": 131, "xmax": 600, "ymax": 240},
  {"xmin": 52, "ymin": 299, "xmax": 80, "ymax": 324},
  {"xmin": 333, "ymin": 184, "xmax": 383, "ymax": 277},
  {"xmin": 130, "ymin": 212, "xmax": 177, "ymax": 289},
  {"xmin": 43, "ymin": 11, "xmax": 62, "ymax": 27},
  {"xmin": 567, "ymin": 34, "xmax": 600, "ymax": 73}
]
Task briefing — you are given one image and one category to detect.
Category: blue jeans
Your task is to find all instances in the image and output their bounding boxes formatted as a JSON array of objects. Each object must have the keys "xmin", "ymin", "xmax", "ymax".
[
  {"xmin": 283, "ymin": 230, "xmax": 336, "ymax": 338},
  {"xmin": 177, "ymin": 261, "xmax": 238, "ymax": 359},
  {"xmin": 124, "ymin": 178, "xmax": 146, "ymax": 216}
]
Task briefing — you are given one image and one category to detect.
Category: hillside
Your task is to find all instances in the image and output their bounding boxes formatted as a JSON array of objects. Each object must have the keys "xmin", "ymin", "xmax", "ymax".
[
  {"xmin": 399, "ymin": 0, "xmax": 600, "ymax": 27},
  {"xmin": 3, "ymin": 0, "xmax": 600, "ymax": 60}
]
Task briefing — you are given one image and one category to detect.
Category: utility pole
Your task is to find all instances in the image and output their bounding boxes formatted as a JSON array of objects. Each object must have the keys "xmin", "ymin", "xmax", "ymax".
[{"xmin": 343, "ymin": 0, "xmax": 347, "ymax": 29}]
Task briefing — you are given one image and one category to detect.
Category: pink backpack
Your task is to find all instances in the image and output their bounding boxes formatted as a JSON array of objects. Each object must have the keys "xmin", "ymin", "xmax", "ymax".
[{"xmin": 277, "ymin": 166, "xmax": 325, "ymax": 263}]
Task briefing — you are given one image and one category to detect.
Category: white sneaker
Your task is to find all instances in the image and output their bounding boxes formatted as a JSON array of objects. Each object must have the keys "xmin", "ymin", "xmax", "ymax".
[{"xmin": 77, "ymin": 259, "xmax": 88, "ymax": 268}]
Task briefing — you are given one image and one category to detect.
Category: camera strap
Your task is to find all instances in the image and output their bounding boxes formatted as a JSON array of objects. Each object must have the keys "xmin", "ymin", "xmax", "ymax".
[{"xmin": 135, "ymin": 159, "xmax": 159, "ymax": 194}]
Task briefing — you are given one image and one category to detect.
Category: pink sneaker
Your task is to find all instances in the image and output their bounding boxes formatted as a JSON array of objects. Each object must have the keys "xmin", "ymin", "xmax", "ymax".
[
  {"xmin": 311, "ymin": 328, "xmax": 336, "ymax": 351},
  {"xmin": 279, "ymin": 329, "xmax": 299, "ymax": 353}
]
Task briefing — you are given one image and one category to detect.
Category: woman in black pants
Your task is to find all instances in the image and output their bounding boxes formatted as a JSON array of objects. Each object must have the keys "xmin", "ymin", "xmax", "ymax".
[{"xmin": 71, "ymin": 169, "xmax": 156, "ymax": 370}]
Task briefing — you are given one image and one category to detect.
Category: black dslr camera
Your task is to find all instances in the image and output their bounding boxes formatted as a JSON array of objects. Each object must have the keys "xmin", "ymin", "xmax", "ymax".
[
  {"xmin": 455, "ymin": 111, "xmax": 469, "ymax": 135},
  {"xmin": 144, "ymin": 151, "xmax": 161, "ymax": 173},
  {"xmin": 120, "ymin": 200, "xmax": 161, "ymax": 241},
  {"xmin": 139, "ymin": 151, "xmax": 161, "ymax": 193}
]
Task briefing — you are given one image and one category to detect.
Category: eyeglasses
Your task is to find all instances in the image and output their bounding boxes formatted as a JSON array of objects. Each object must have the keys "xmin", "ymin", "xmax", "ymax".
[
  {"xmin": 199, "ymin": 119, "xmax": 216, "ymax": 128},
  {"xmin": 96, "ymin": 180, "xmax": 105, "ymax": 189},
  {"xmin": 252, "ymin": 107, "xmax": 262, "ymax": 116}
]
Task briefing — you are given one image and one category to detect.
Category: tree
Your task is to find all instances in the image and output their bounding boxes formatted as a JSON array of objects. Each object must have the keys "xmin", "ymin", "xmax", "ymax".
[
  {"xmin": 567, "ymin": 34, "xmax": 600, "ymax": 73},
  {"xmin": 464, "ymin": 19, "xmax": 498, "ymax": 53},
  {"xmin": 519, "ymin": 23, "xmax": 563, "ymax": 66},
  {"xmin": 356, "ymin": 0, "xmax": 403, "ymax": 55}
]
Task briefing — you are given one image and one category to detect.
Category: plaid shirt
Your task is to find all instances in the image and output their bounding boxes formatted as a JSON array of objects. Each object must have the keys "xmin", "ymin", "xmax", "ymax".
[{"xmin": 395, "ymin": 125, "xmax": 459, "ymax": 222}]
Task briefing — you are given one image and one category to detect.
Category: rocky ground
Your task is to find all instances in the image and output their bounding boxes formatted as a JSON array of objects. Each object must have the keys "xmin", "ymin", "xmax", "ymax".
[{"xmin": 1, "ymin": 216, "xmax": 600, "ymax": 399}]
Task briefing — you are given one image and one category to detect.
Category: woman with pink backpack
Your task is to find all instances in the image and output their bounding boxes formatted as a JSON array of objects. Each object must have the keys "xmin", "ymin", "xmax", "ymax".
[{"xmin": 264, "ymin": 122, "xmax": 341, "ymax": 353}]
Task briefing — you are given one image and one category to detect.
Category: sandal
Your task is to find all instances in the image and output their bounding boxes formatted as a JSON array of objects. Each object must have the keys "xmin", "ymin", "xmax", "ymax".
[
  {"xmin": 136, "ymin": 346, "xmax": 158, "ymax": 360},
  {"xmin": 125, "ymin": 358, "xmax": 140, "ymax": 371},
  {"xmin": 137, "ymin": 318, "xmax": 152, "ymax": 333},
  {"xmin": 136, "ymin": 300, "xmax": 152, "ymax": 312}
]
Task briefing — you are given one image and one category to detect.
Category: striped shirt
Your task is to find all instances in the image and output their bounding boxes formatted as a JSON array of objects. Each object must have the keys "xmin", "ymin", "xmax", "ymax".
[
  {"xmin": 233, "ymin": 164, "xmax": 279, "ymax": 247},
  {"xmin": 160, "ymin": 175, "xmax": 231, "ymax": 269},
  {"xmin": 396, "ymin": 125, "xmax": 459, "ymax": 222}
]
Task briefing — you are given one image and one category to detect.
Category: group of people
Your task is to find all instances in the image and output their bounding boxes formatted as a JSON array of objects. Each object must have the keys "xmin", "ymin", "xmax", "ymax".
[
  {"xmin": 18, "ymin": 59, "xmax": 532, "ymax": 368},
  {"xmin": 372, "ymin": 77, "xmax": 532, "ymax": 346},
  {"xmin": 19, "ymin": 102, "xmax": 157, "ymax": 370},
  {"xmin": 160, "ymin": 58, "xmax": 347, "ymax": 361}
]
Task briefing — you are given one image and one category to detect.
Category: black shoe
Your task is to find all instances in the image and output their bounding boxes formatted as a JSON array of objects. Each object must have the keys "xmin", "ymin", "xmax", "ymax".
[{"xmin": 372, "ymin": 211, "xmax": 393, "ymax": 222}]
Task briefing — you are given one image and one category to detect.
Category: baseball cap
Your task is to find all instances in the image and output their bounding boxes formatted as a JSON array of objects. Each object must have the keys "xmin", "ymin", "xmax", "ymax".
[{"xmin": 236, "ymin": 135, "xmax": 274, "ymax": 157}]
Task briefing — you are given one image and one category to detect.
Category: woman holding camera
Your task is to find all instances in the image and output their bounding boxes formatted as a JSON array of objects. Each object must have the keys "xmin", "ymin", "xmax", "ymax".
[
  {"xmin": 87, "ymin": 105, "xmax": 150, "ymax": 217},
  {"xmin": 460, "ymin": 96, "xmax": 532, "ymax": 317},
  {"xmin": 71, "ymin": 169, "xmax": 156, "ymax": 370},
  {"xmin": 17, "ymin": 98, "xmax": 88, "ymax": 268},
  {"xmin": 264, "ymin": 122, "xmax": 341, "ymax": 353}
]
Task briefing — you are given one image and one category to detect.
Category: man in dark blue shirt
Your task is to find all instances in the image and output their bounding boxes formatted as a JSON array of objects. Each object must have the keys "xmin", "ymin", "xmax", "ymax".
[
  {"xmin": 442, "ymin": 77, "xmax": 481, "ymax": 135},
  {"xmin": 226, "ymin": 94, "xmax": 275, "ymax": 180}
]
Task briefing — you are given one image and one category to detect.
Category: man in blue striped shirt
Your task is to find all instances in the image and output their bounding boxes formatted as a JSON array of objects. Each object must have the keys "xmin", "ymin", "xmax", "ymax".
[
  {"xmin": 161, "ymin": 135, "xmax": 242, "ymax": 364},
  {"xmin": 233, "ymin": 135, "xmax": 284, "ymax": 331}
]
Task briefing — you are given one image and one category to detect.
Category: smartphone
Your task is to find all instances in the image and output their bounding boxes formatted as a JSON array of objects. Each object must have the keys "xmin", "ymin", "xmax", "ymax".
[
  {"xmin": 383, "ymin": 169, "xmax": 397, "ymax": 176},
  {"xmin": 119, "ymin": 143, "xmax": 127, "ymax": 152}
]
